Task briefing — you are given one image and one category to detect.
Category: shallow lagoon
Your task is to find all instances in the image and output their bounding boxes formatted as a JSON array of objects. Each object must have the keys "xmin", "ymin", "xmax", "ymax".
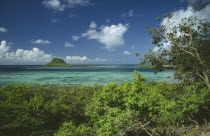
[{"xmin": 0, "ymin": 65, "xmax": 175, "ymax": 86}]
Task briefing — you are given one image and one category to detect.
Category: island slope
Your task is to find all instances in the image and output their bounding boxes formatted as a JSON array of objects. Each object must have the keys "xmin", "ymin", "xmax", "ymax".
[{"xmin": 44, "ymin": 58, "xmax": 70, "ymax": 66}]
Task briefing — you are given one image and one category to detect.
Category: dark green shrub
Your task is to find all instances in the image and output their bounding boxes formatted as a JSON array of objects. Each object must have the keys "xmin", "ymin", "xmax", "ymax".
[{"xmin": 0, "ymin": 83, "xmax": 102, "ymax": 136}]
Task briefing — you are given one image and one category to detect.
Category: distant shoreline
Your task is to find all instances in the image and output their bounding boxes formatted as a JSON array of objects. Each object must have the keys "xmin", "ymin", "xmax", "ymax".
[{"xmin": 140, "ymin": 65, "xmax": 174, "ymax": 69}]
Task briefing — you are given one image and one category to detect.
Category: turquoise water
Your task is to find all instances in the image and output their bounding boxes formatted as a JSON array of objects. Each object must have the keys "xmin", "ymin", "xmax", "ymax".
[{"xmin": 0, "ymin": 65, "xmax": 175, "ymax": 86}]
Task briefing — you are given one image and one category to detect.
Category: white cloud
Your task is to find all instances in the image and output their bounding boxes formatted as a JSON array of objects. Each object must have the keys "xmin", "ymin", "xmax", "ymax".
[
  {"xmin": 92, "ymin": 58, "xmax": 108, "ymax": 63},
  {"xmin": 66, "ymin": 0, "xmax": 90, "ymax": 7},
  {"xmin": 89, "ymin": 21, "xmax": 97, "ymax": 29},
  {"xmin": 153, "ymin": 41, "xmax": 171, "ymax": 52},
  {"xmin": 161, "ymin": 6, "xmax": 210, "ymax": 33},
  {"xmin": 124, "ymin": 50, "xmax": 131, "ymax": 55},
  {"xmin": 43, "ymin": 0, "xmax": 65, "ymax": 11},
  {"xmin": 65, "ymin": 56, "xmax": 109, "ymax": 63},
  {"xmin": 154, "ymin": 5, "xmax": 210, "ymax": 52},
  {"xmin": 72, "ymin": 35, "xmax": 80, "ymax": 41},
  {"xmin": 32, "ymin": 39, "xmax": 51, "ymax": 44},
  {"xmin": 42, "ymin": 0, "xmax": 92, "ymax": 11},
  {"xmin": 0, "ymin": 41, "xmax": 53, "ymax": 64},
  {"xmin": 65, "ymin": 56, "xmax": 88, "ymax": 62},
  {"xmin": 128, "ymin": 10, "xmax": 134, "ymax": 17},
  {"xmin": 200, "ymin": 4, "xmax": 210, "ymax": 20},
  {"xmin": 0, "ymin": 41, "xmax": 10, "ymax": 56},
  {"xmin": 64, "ymin": 42, "xmax": 75, "ymax": 47},
  {"xmin": 0, "ymin": 40, "xmax": 109, "ymax": 64},
  {"xmin": 4, "ymin": 48, "xmax": 53, "ymax": 64},
  {"xmin": 180, "ymin": 0, "xmax": 210, "ymax": 4},
  {"xmin": 81, "ymin": 22, "xmax": 129, "ymax": 51},
  {"xmin": 122, "ymin": 10, "xmax": 134, "ymax": 18},
  {"xmin": 0, "ymin": 27, "xmax": 7, "ymax": 32}
]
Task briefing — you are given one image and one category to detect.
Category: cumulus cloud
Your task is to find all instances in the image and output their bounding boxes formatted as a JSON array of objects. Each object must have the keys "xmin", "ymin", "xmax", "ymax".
[
  {"xmin": 153, "ymin": 41, "xmax": 172, "ymax": 52},
  {"xmin": 80, "ymin": 22, "xmax": 129, "ymax": 51},
  {"xmin": 0, "ymin": 40, "xmax": 108, "ymax": 64},
  {"xmin": 64, "ymin": 42, "xmax": 75, "ymax": 47},
  {"xmin": 72, "ymin": 35, "xmax": 80, "ymax": 41},
  {"xmin": 200, "ymin": 4, "xmax": 210, "ymax": 20},
  {"xmin": 0, "ymin": 41, "xmax": 10, "ymax": 57},
  {"xmin": 0, "ymin": 27, "xmax": 7, "ymax": 32},
  {"xmin": 89, "ymin": 21, "xmax": 97, "ymax": 29},
  {"xmin": 65, "ymin": 56, "xmax": 88, "ymax": 62},
  {"xmin": 31, "ymin": 39, "xmax": 51, "ymax": 44},
  {"xmin": 128, "ymin": 10, "xmax": 134, "ymax": 17},
  {"xmin": 65, "ymin": 56, "xmax": 108, "ymax": 63},
  {"xmin": 153, "ymin": 4, "xmax": 210, "ymax": 52},
  {"xmin": 180, "ymin": 0, "xmax": 210, "ymax": 4},
  {"xmin": 42, "ymin": 0, "xmax": 92, "ymax": 11},
  {"xmin": 43, "ymin": 0, "xmax": 65, "ymax": 11},
  {"xmin": 91, "ymin": 58, "xmax": 108, "ymax": 63},
  {"xmin": 124, "ymin": 50, "xmax": 131, "ymax": 55},
  {"xmin": 66, "ymin": 0, "xmax": 90, "ymax": 7},
  {"xmin": 122, "ymin": 10, "xmax": 134, "ymax": 18},
  {"xmin": 0, "ymin": 40, "xmax": 53, "ymax": 64},
  {"xmin": 162, "ymin": 5, "xmax": 210, "ymax": 32}
]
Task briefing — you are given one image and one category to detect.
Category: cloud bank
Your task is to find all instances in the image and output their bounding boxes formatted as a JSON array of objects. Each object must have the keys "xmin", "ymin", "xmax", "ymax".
[
  {"xmin": 64, "ymin": 42, "xmax": 75, "ymax": 47},
  {"xmin": 72, "ymin": 35, "xmax": 80, "ymax": 41},
  {"xmin": 122, "ymin": 10, "xmax": 134, "ymax": 18},
  {"xmin": 42, "ymin": 0, "xmax": 92, "ymax": 11},
  {"xmin": 65, "ymin": 56, "xmax": 108, "ymax": 63},
  {"xmin": 124, "ymin": 50, "xmax": 131, "ymax": 55},
  {"xmin": 31, "ymin": 39, "xmax": 51, "ymax": 44},
  {"xmin": 0, "ymin": 40, "xmax": 108, "ymax": 64},
  {"xmin": 0, "ymin": 41, "xmax": 53, "ymax": 64},
  {"xmin": 73, "ymin": 22, "xmax": 129, "ymax": 51},
  {"xmin": 153, "ymin": 4, "xmax": 210, "ymax": 52}
]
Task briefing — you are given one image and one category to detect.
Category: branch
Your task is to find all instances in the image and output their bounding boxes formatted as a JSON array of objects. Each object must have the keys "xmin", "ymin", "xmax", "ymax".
[
  {"xmin": 189, "ymin": 117, "xmax": 199, "ymax": 126},
  {"xmin": 163, "ymin": 34, "xmax": 195, "ymax": 57}
]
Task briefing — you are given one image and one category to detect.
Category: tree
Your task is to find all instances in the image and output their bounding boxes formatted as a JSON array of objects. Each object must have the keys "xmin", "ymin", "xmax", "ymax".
[{"xmin": 142, "ymin": 6, "xmax": 210, "ymax": 90}]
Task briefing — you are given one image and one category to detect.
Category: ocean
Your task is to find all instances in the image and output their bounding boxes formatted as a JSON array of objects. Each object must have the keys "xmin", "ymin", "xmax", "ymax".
[{"xmin": 0, "ymin": 65, "xmax": 175, "ymax": 86}]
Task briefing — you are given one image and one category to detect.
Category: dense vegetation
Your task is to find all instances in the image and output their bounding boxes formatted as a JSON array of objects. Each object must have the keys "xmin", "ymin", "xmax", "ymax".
[
  {"xmin": 45, "ymin": 58, "xmax": 70, "ymax": 66},
  {"xmin": 142, "ymin": 9, "xmax": 210, "ymax": 90},
  {"xmin": 1, "ymin": 3, "xmax": 210, "ymax": 136},
  {"xmin": 1, "ymin": 71, "xmax": 210, "ymax": 136}
]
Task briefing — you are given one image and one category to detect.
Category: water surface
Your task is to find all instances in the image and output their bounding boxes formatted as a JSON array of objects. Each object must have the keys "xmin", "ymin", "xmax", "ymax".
[{"xmin": 0, "ymin": 65, "xmax": 175, "ymax": 86}]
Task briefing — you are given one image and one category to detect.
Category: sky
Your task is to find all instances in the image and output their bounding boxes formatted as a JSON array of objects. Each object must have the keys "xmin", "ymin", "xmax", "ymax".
[{"xmin": 0, "ymin": 0, "xmax": 209, "ymax": 65}]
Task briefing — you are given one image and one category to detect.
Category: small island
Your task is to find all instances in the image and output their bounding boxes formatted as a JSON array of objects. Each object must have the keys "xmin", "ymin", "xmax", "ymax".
[{"xmin": 44, "ymin": 58, "xmax": 70, "ymax": 66}]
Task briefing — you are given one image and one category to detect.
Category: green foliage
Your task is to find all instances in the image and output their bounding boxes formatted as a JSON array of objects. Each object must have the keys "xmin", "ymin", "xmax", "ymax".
[
  {"xmin": 143, "ymin": 9, "xmax": 210, "ymax": 89},
  {"xmin": 55, "ymin": 122, "xmax": 94, "ymax": 136},
  {"xmin": 0, "ymin": 83, "xmax": 102, "ymax": 136},
  {"xmin": 1, "ymin": 72, "xmax": 210, "ymax": 135},
  {"xmin": 45, "ymin": 57, "xmax": 70, "ymax": 66},
  {"xmin": 56, "ymin": 71, "xmax": 210, "ymax": 135}
]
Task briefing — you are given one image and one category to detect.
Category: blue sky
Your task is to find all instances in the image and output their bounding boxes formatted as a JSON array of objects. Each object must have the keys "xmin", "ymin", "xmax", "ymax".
[{"xmin": 0, "ymin": 0, "xmax": 197, "ymax": 64}]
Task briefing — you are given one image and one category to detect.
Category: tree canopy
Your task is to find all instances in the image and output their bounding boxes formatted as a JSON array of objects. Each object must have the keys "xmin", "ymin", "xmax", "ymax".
[{"xmin": 142, "ymin": 6, "xmax": 210, "ymax": 90}]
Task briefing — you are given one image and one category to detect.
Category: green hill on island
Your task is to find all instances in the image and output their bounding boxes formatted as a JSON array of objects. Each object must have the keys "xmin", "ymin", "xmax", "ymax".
[{"xmin": 44, "ymin": 58, "xmax": 70, "ymax": 66}]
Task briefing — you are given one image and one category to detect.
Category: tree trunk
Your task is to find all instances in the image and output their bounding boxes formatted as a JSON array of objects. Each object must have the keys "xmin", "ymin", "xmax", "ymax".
[{"xmin": 203, "ymin": 71, "xmax": 210, "ymax": 90}]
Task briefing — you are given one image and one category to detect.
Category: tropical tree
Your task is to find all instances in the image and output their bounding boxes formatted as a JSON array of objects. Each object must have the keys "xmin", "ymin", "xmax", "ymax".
[{"xmin": 142, "ymin": 6, "xmax": 210, "ymax": 90}]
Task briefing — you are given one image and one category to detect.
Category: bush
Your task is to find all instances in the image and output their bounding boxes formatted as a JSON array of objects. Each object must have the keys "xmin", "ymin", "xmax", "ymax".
[
  {"xmin": 0, "ymin": 83, "xmax": 103, "ymax": 136},
  {"xmin": 1, "ymin": 71, "xmax": 210, "ymax": 136},
  {"xmin": 82, "ymin": 71, "xmax": 210, "ymax": 135}
]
